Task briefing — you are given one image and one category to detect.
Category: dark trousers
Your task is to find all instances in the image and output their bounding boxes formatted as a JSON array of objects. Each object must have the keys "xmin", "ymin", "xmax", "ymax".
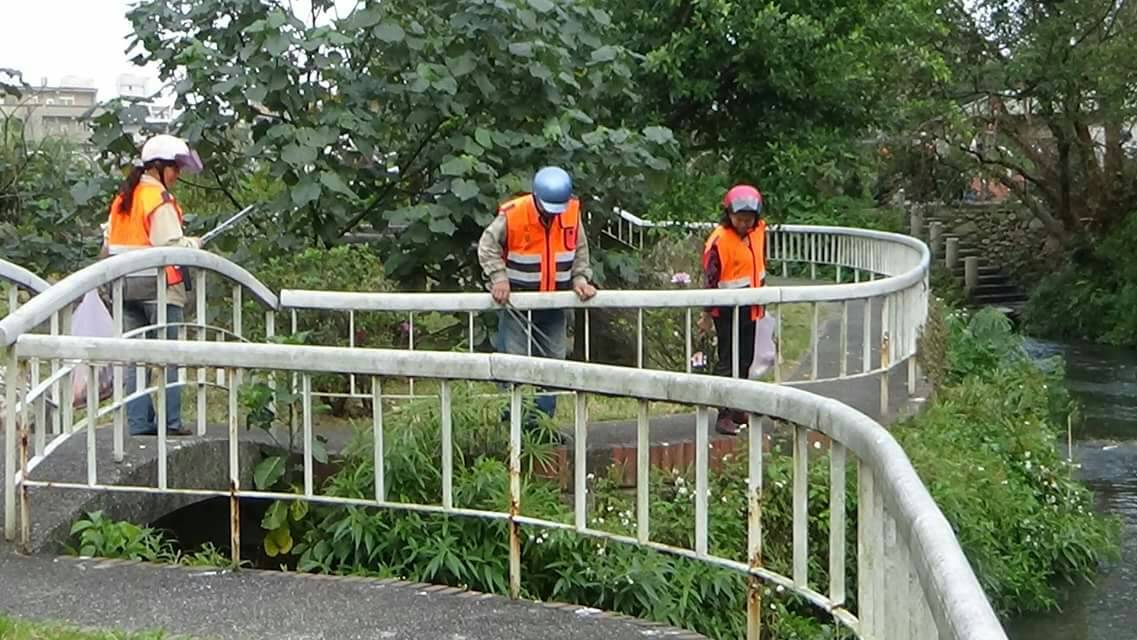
[{"xmin": 713, "ymin": 309, "xmax": 757, "ymax": 421}]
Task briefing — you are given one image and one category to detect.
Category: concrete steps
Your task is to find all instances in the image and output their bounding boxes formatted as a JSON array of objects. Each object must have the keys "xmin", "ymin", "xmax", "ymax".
[{"xmin": 919, "ymin": 212, "xmax": 1029, "ymax": 313}]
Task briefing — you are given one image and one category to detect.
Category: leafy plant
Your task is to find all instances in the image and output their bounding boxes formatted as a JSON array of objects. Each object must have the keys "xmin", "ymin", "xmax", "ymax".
[{"xmin": 69, "ymin": 511, "xmax": 230, "ymax": 568}]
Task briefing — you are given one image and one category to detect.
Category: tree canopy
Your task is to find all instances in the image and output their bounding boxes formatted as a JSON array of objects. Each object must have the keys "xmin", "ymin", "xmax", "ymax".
[{"xmin": 93, "ymin": 0, "xmax": 675, "ymax": 285}]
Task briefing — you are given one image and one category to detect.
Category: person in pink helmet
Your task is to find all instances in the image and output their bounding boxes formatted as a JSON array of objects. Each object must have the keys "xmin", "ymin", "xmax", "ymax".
[{"xmin": 698, "ymin": 184, "xmax": 768, "ymax": 435}]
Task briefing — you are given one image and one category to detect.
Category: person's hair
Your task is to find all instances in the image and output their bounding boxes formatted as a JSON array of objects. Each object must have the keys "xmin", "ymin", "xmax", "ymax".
[{"xmin": 115, "ymin": 160, "xmax": 174, "ymax": 214}]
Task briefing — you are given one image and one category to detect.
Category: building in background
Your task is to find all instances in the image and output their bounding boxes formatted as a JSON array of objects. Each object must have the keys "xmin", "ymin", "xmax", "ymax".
[
  {"xmin": 0, "ymin": 77, "xmax": 101, "ymax": 143},
  {"xmin": 116, "ymin": 73, "xmax": 174, "ymax": 134}
]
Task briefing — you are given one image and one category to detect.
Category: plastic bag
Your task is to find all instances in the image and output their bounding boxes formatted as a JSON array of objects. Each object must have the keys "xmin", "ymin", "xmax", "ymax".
[
  {"xmin": 748, "ymin": 314, "xmax": 777, "ymax": 380},
  {"xmin": 71, "ymin": 290, "xmax": 115, "ymax": 408}
]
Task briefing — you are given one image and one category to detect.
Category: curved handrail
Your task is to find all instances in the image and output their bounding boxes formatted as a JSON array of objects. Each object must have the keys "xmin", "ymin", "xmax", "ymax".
[
  {"xmin": 0, "ymin": 258, "xmax": 50, "ymax": 295},
  {"xmin": 11, "ymin": 335, "xmax": 1004, "ymax": 639},
  {"xmin": 281, "ymin": 225, "xmax": 930, "ymax": 312},
  {"xmin": 0, "ymin": 248, "xmax": 279, "ymax": 346}
]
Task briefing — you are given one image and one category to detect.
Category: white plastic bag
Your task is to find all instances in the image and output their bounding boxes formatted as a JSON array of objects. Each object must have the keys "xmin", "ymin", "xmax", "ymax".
[
  {"xmin": 71, "ymin": 290, "xmax": 115, "ymax": 408},
  {"xmin": 748, "ymin": 314, "xmax": 777, "ymax": 380}
]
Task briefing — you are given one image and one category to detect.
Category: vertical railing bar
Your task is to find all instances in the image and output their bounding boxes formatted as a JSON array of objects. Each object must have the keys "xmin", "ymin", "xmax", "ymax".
[
  {"xmin": 774, "ymin": 304, "xmax": 783, "ymax": 383},
  {"xmin": 156, "ymin": 270, "xmax": 168, "ymax": 490},
  {"xmin": 50, "ymin": 312, "xmax": 60, "ymax": 435},
  {"xmin": 508, "ymin": 384, "xmax": 522, "ymax": 599},
  {"xmin": 302, "ymin": 373, "xmax": 313, "ymax": 498},
  {"xmin": 348, "ymin": 310, "xmax": 356, "ymax": 396},
  {"xmin": 467, "ymin": 312, "xmax": 475, "ymax": 353},
  {"xmin": 227, "ymin": 367, "xmax": 241, "ymax": 567},
  {"xmin": 574, "ymin": 391, "xmax": 587, "ymax": 532},
  {"xmin": 810, "ymin": 234, "xmax": 817, "ymax": 280},
  {"xmin": 525, "ymin": 309, "xmax": 533, "ymax": 358},
  {"xmin": 840, "ymin": 300, "xmax": 849, "ymax": 378},
  {"xmin": 441, "ymin": 380, "xmax": 453, "ymax": 511},
  {"xmin": 880, "ymin": 295, "xmax": 891, "ymax": 418},
  {"xmin": 32, "ymin": 358, "xmax": 45, "ymax": 457},
  {"xmin": 872, "ymin": 474, "xmax": 887, "ymax": 638},
  {"xmin": 731, "ymin": 306, "xmax": 740, "ymax": 379},
  {"xmin": 231, "ymin": 284, "xmax": 243, "ymax": 392},
  {"xmin": 4, "ymin": 349, "xmax": 16, "ymax": 541},
  {"xmin": 195, "ymin": 271, "xmax": 206, "ymax": 437},
  {"xmin": 584, "ymin": 308, "xmax": 591, "ymax": 362},
  {"xmin": 637, "ymin": 307, "xmax": 644, "ymax": 369},
  {"xmin": 695, "ymin": 406, "xmax": 709, "ymax": 557},
  {"xmin": 372, "ymin": 376, "xmax": 385, "ymax": 502},
  {"xmin": 857, "ymin": 461, "xmax": 874, "ymax": 631},
  {"xmin": 684, "ymin": 308, "xmax": 692, "ymax": 374},
  {"xmin": 86, "ymin": 363, "xmax": 98, "ymax": 487},
  {"xmin": 829, "ymin": 442, "xmax": 847, "ymax": 605},
  {"xmin": 810, "ymin": 302, "xmax": 819, "ymax": 380},
  {"xmin": 746, "ymin": 414, "xmax": 764, "ymax": 640},
  {"xmin": 408, "ymin": 312, "xmax": 416, "ymax": 397},
  {"xmin": 636, "ymin": 399, "xmax": 650, "ymax": 544},
  {"xmin": 862, "ymin": 297, "xmax": 872, "ymax": 374},
  {"xmin": 111, "ymin": 279, "xmax": 124, "ymax": 460},
  {"xmin": 61, "ymin": 305, "xmax": 73, "ymax": 434},
  {"xmin": 792, "ymin": 425, "xmax": 808, "ymax": 587}
]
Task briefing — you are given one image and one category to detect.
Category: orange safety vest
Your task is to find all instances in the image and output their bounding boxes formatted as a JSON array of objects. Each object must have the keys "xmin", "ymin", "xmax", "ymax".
[
  {"xmin": 703, "ymin": 220, "xmax": 767, "ymax": 320},
  {"xmin": 500, "ymin": 194, "xmax": 581, "ymax": 292},
  {"xmin": 106, "ymin": 180, "xmax": 185, "ymax": 286}
]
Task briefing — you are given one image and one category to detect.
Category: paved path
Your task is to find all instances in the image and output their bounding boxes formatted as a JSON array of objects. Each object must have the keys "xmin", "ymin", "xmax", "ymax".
[{"xmin": 0, "ymin": 554, "xmax": 698, "ymax": 640}]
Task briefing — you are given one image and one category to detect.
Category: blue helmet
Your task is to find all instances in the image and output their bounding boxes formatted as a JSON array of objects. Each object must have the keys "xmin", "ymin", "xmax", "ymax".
[{"xmin": 532, "ymin": 166, "xmax": 573, "ymax": 215}]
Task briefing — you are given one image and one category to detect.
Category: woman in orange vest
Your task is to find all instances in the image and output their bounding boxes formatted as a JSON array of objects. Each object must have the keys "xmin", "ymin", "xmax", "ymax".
[
  {"xmin": 105, "ymin": 134, "xmax": 203, "ymax": 436},
  {"xmin": 699, "ymin": 184, "xmax": 767, "ymax": 435}
]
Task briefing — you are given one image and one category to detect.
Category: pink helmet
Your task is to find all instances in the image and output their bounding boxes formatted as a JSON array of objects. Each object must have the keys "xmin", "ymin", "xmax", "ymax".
[{"xmin": 722, "ymin": 185, "xmax": 763, "ymax": 215}]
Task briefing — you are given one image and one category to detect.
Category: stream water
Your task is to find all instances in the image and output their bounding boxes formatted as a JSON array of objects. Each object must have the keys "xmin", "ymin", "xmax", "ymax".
[{"xmin": 1006, "ymin": 339, "xmax": 1137, "ymax": 640}]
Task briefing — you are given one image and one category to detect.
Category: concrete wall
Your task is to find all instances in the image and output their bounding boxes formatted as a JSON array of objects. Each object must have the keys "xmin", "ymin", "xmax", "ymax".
[{"xmin": 919, "ymin": 202, "xmax": 1057, "ymax": 283}]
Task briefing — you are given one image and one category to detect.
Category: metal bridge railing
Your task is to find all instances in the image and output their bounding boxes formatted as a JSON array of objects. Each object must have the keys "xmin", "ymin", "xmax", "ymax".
[
  {"xmin": 280, "ymin": 224, "xmax": 930, "ymax": 408},
  {"xmin": 0, "ymin": 249, "xmax": 278, "ymax": 535},
  {"xmin": 6, "ymin": 335, "xmax": 1005, "ymax": 640}
]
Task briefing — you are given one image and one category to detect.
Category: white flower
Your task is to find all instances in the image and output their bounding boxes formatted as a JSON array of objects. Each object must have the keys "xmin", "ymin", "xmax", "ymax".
[
  {"xmin": 1024, "ymin": 451, "xmax": 1031, "ymax": 459},
  {"xmin": 813, "ymin": 441, "xmax": 821, "ymax": 449},
  {"xmin": 678, "ymin": 486, "xmax": 689, "ymax": 497},
  {"xmin": 1025, "ymin": 461, "xmax": 1032, "ymax": 471},
  {"xmin": 977, "ymin": 466, "xmax": 985, "ymax": 472},
  {"xmin": 586, "ymin": 473, "xmax": 595, "ymax": 481},
  {"xmin": 776, "ymin": 585, "xmax": 785, "ymax": 593},
  {"xmin": 675, "ymin": 477, "xmax": 686, "ymax": 487}
]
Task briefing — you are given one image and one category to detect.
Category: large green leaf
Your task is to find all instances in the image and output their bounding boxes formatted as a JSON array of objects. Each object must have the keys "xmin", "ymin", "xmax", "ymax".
[
  {"xmin": 373, "ymin": 21, "xmax": 405, "ymax": 43},
  {"xmin": 320, "ymin": 171, "xmax": 358, "ymax": 199},
  {"xmin": 254, "ymin": 456, "xmax": 286, "ymax": 490}
]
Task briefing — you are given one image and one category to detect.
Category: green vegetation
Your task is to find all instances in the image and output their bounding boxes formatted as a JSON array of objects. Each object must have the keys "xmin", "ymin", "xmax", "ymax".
[
  {"xmin": 903, "ymin": 307, "xmax": 1119, "ymax": 614},
  {"xmin": 1023, "ymin": 213, "xmax": 1137, "ymax": 346},
  {"xmin": 69, "ymin": 511, "xmax": 230, "ymax": 568},
  {"xmin": 0, "ymin": 616, "xmax": 177, "ymax": 640},
  {"xmin": 72, "ymin": 302, "xmax": 1119, "ymax": 637}
]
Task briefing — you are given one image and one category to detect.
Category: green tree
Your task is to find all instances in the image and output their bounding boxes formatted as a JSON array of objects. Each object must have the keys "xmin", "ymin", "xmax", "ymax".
[
  {"xmin": 1, "ymin": 70, "xmax": 113, "ymax": 276},
  {"xmin": 930, "ymin": 0, "xmax": 1137, "ymax": 240},
  {"xmin": 599, "ymin": 0, "xmax": 949, "ymax": 214},
  {"xmin": 94, "ymin": 0, "xmax": 674, "ymax": 286}
]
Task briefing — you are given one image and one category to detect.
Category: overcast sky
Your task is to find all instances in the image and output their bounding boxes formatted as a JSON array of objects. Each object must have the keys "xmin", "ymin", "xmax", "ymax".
[{"xmin": 0, "ymin": 0, "xmax": 358, "ymax": 101}]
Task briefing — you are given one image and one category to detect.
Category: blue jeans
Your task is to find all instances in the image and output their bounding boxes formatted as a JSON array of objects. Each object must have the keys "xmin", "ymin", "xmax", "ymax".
[
  {"xmin": 496, "ymin": 309, "xmax": 566, "ymax": 421},
  {"xmin": 123, "ymin": 303, "xmax": 183, "ymax": 435}
]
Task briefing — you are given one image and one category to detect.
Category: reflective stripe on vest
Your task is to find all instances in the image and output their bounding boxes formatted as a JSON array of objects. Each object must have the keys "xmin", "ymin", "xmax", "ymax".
[
  {"xmin": 106, "ymin": 181, "xmax": 185, "ymax": 286},
  {"xmin": 500, "ymin": 194, "xmax": 581, "ymax": 292},
  {"xmin": 703, "ymin": 220, "xmax": 767, "ymax": 320}
]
